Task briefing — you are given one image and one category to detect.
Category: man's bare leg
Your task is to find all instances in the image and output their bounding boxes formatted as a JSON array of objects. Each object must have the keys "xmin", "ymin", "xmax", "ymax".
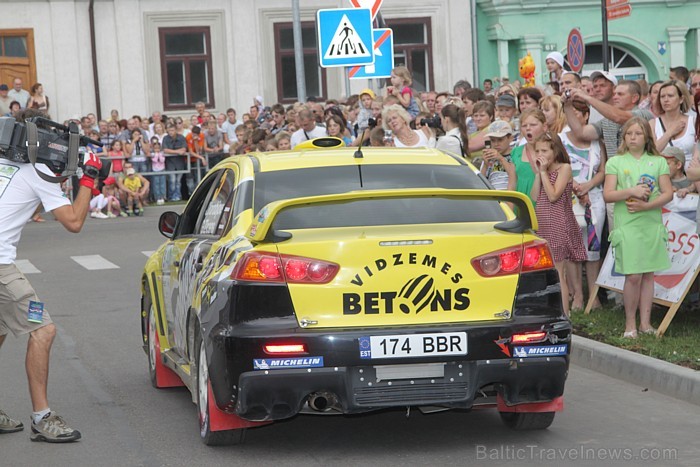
[{"xmin": 26, "ymin": 324, "xmax": 56, "ymax": 411}]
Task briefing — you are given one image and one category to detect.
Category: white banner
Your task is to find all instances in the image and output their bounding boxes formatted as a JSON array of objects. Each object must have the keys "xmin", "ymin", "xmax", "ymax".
[{"xmin": 596, "ymin": 194, "xmax": 700, "ymax": 303}]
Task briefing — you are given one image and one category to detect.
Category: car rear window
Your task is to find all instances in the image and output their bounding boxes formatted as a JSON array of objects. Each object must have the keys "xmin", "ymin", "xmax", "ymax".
[
  {"xmin": 255, "ymin": 164, "xmax": 488, "ymax": 210},
  {"xmin": 254, "ymin": 164, "xmax": 506, "ymax": 229},
  {"xmin": 273, "ymin": 197, "xmax": 505, "ymax": 230}
]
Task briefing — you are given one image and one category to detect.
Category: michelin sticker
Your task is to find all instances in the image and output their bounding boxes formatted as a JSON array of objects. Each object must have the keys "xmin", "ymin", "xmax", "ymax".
[
  {"xmin": 513, "ymin": 345, "xmax": 568, "ymax": 358},
  {"xmin": 253, "ymin": 357, "xmax": 324, "ymax": 370}
]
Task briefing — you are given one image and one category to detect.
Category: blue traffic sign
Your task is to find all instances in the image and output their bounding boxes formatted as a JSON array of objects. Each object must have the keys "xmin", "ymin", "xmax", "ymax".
[
  {"xmin": 567, "ymin": 28, "xmax": 585, "ymax": 73},
  {"xmin": 349, "ymin": 28, "xmax": 394, "ymax": 80},
  {"xmin": 317, "ymin": 8, "xmax": 374, "ymax": 68}
]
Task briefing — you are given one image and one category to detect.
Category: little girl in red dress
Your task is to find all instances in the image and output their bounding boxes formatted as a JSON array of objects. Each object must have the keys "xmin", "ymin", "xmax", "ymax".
[{"xmin": 530, "ymin": 133, "xmax": 587, "ymax": 316}]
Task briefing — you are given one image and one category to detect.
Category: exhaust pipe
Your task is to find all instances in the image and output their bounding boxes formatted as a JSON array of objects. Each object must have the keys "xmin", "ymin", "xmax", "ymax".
[{"xmin": 307, "ymin": 391, "xmax": 338, "ymax": 412}]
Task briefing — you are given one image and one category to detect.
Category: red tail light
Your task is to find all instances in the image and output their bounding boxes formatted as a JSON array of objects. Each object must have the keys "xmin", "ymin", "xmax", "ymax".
[
  {"xmin": 232, "ymin": 251, "xmax": 339, "ymax": 284},
  {"xmin": 264, "ymin": 343, "xmax": 307, "ymax": 354},
  {"xmin": 471, "ymin": 241, "xmax": 554, "ymax": 277},
  {"xmin": 511, "ymin": 331, "xmax": 547, "ymax": 344}
]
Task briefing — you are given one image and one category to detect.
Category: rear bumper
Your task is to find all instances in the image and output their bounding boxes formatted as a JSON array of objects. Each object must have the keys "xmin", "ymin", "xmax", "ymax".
[
  {"xmin": 207, "ymin": 318, "xmax": 571, "ymax": 421},
  {"xmin": 235, "ymin": 356, "xmax": 568, "ymax": 421}
]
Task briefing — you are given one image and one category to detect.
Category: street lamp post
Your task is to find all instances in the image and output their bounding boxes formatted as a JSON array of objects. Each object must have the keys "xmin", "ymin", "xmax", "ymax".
[{"xmin": 292, "ymin": 0, "xmax": 307, "ymax": 102}]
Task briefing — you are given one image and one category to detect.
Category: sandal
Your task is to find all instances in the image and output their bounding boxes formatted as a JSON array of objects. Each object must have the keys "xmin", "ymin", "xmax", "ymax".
[
  {"xmin": 639, "ymin": 327, "xmax": 657, "ymax": 335},
  {"xmin": 622, "ymin": 330, "xmax": 638, "ymax": 339}
]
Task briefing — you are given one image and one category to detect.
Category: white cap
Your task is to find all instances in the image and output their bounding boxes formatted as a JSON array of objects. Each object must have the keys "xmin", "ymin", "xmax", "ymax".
[
  {"xmin": 590, "ymin": 70, "xmax": 619, "ymax": 87},
  {"xmin": 546, "ymin": 52, "xmax": 564, "ymax": 69}
]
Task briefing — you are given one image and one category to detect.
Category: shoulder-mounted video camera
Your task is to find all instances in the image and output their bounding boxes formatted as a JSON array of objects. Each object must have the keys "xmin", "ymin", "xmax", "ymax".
[{"xmin": 0, "ymin": 115, "xmax": 108, "ymax": 183}]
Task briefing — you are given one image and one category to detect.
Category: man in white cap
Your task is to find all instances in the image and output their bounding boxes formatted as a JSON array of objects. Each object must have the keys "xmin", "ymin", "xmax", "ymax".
[{"xmin": 545, "ymin": 52, "xmax": 565, "ymax": 84}]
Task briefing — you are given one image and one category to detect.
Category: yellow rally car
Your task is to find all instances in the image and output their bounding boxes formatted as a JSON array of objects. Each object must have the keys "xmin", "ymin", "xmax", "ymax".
[{"xmin": 141, "ymin": 141, "xmax": 570, "ymax": 445}]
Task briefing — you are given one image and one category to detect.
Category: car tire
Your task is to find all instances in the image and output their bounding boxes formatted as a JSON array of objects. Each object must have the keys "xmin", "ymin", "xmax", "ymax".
[
  {"xmin": 195, "ymin": 334, "xmax": 246, "ymax": 446},
  {"xmin": 499, "ymin": 411, "xmax": 556, "ymax": 430},
  {"xmin": 147, "ymin": 303, "xmax": 161, "ymax": 388}
]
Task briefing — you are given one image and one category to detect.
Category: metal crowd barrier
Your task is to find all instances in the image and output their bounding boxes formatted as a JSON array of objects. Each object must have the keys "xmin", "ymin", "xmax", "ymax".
[
  {"xmin": 62, "ymin": 153, "xmax": 221, "ymax": 202},
  {"xmin": 98, "ymin": 153, "xmax": 217, "ymax": 182}
]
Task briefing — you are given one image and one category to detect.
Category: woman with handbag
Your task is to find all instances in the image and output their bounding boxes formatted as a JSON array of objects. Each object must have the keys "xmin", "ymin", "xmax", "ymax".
[{"xmin": 560, "ymin": 100, "xmax": 607, "ymax": 311}]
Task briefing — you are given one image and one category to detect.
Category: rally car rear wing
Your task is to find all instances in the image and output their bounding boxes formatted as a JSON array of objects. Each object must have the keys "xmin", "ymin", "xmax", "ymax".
[{"xmin": 246, "ymin": 188, "xmax": 537, "ymax": 244}]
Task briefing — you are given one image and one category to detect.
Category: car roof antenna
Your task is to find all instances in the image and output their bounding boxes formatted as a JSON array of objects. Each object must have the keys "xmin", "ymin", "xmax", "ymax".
[{"xmin": 354, "ymin": 129, "xmax": 367, "ymax": 158}]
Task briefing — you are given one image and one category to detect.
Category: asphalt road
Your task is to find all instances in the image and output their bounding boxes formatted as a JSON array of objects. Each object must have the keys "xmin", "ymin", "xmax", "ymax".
[{"xmin": 1, "ymin": 206, "xmax": 699, "ymax": 466}]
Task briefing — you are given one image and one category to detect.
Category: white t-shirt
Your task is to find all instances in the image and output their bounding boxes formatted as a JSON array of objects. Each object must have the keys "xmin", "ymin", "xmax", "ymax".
[
  {"xmin": 559, "ymin": 132, "xmax": 602, "ymax": 190},
  {"xmin": 290, "ymin": 125, "xmax": 327, "ymax": 148},
  {"xmin": 0, "ymin": 161, "xmax": 70, "ymax": 264},
  {"xmin": 221, "ymin": 119, "xmax": 242, "ymax": 143}
]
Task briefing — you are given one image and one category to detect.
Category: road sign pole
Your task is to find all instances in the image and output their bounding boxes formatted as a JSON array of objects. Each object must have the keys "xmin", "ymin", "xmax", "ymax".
[
  {"xmin": 601, "ymin": 0, "xmax": 609, "ymax": 71},
  {"xmin": 292, "ymin": 0, "xmax": 307, "ymax": 102},
  {"xmin": 345, "ymin": 68, "xmax": 352, "ymax": 100}
]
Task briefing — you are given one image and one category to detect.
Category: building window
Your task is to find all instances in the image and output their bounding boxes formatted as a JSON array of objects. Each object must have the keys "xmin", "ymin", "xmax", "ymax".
[
  {"xmin": 569, "ymin": 44, "xmax": 647, "ymax": 81},
  {"xmin": 274, "ymin": 22, "xmax": 326, "ymax": 103},
  {"xmin": 159, "ymin": 27, "xmax": 215, "ymax": 110},
  {"xmin": 0, "ymin": 29, "xmax": 36, "ymax": 87},
  {"xmin": 384, "ymin": 18, "xmax": 433, "ymax": 92}
]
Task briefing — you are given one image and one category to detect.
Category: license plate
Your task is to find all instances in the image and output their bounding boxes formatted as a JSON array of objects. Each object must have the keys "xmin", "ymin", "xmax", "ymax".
[{"xmin": 359, "ymin": 332, "xmax": 467, "ymax": 359}]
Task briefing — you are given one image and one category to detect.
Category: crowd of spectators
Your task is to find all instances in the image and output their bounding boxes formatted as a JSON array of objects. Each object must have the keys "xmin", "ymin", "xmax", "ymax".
[{"xmin": 11, "ymin": 62, "xmax": 700, "ymax": 336}]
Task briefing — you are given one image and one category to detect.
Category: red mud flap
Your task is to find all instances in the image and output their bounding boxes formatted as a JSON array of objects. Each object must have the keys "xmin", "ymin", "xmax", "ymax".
[
  {"xmin": 154, "ymin": 334, "xmax": 185, "ymax": 388},
  {"xmin": 208, "ymin": 382, "xmax": 271, "ymax": 432},
  {"xmin": 497, "ymin": 395, "xmax": 564, "ymax": 413}
]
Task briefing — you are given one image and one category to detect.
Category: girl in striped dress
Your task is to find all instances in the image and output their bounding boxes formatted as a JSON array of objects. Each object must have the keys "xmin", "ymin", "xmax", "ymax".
[{"xmin": 531, "ymin": 133, "xmax": 588, "ymax": 316}]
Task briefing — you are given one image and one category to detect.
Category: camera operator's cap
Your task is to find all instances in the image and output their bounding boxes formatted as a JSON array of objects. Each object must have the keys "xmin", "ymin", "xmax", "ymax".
[
  {"xmin": 103, "ymin": 176, "xmax": 116, "ymax": 185},
  {"xmin": 590, "ymin": 70, "xmax": 618, "ymax": 87},
  {"xmin": 126, "ymin": 168, "xmax": 135, "ymax": 175},
  {"xmin": 485, "ymin": 120, "xmax": 514, "ymax": 138},
  {"xmin": 661, "ymin": 146, "xmax": 686, "ymax": 164},
  {"xmin": 0, "ymin": 84, "xmax": 7, "ymax": 91},
  {"xmin": 359, "ymin": 88, "xmax": 376, "ymax": 99},
  {"xmin": 495, "ymin": 94, "xmax": 516, "ymax": 108},
  {"xmin": 546, "ymin": 51, "xmax": 565, "ymax": 68}
]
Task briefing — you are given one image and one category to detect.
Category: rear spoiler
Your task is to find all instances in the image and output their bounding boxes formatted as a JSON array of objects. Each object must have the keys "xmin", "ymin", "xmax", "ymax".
[{"xmin": 246, "ymin": 188, "xmax": 537, "ymax": 243}]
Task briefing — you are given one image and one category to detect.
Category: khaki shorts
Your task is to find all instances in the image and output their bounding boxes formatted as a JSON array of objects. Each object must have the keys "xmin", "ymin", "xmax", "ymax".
[{"xmin": 0, "ymin": 263, "xmax": 53, "ymax": 337}]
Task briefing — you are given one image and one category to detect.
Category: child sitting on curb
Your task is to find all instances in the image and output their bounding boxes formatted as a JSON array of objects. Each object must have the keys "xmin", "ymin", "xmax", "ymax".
[
  {"xmin": 89, "ymin": 176, "xmax": 122, "ymax": 218},
  {"xmin": 123, "ymin": 167, "xmax": 145, "ymax": 216}
]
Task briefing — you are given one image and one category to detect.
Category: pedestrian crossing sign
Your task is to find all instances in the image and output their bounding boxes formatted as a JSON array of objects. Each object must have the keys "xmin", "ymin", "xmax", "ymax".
[{"xmin": 317, "ymin": 8, "xmax": 374, "ymax": 68}]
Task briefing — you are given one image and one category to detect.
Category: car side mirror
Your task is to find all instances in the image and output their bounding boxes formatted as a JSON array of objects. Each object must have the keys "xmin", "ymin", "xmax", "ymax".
[{"xmin": 159, "ymin": 211, "xmax": 180, "ymax": 238}]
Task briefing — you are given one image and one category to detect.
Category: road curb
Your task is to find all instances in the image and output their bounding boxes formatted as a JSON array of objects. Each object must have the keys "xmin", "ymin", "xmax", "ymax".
[{"xmin": 571, "ymin": 335, "xmax": 700, "ymax": 406}]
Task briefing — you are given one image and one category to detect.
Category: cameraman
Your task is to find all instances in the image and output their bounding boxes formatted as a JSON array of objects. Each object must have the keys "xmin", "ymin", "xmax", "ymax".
[{"xmin": 0, "ymin": 110, "xmax": 101, "ymax": 443}]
